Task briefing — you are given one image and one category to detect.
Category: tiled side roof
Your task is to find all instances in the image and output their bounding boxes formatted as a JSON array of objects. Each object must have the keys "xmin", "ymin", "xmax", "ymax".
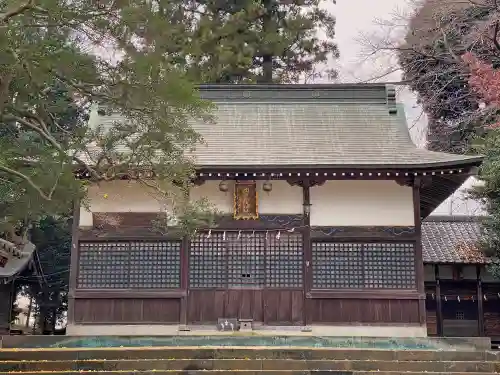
[{"xmin": 422, "ymin": 217, "xmax": 488, "ymax": 264}]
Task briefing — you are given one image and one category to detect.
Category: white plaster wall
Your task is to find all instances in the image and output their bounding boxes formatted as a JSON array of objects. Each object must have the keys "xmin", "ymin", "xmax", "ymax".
[
  {"xmin": 257, "ymin": 180, "xmax": 302, "ymax": 214},
  {"xmin": 80, "ymin": 180, "xmax": 303, "ymax": 227},
  {"xmin": 190, "ymin": 180, "xmax": 233, "ymax": 214},
  {"xmin": 80, "ymin": 180, "xmax": 167, "ymax": 227},
  {"xmin": 310, "ymin": 180, "xmax": 414, "ymax": 226},
  {"xmin": 189, "ymin": 180, "xmax": 302, "ymax": 214}
]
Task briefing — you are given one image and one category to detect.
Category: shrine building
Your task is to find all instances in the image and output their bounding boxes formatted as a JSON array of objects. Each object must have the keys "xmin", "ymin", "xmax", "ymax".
[{"xmin": 67, "ymin": 84, "xmax": 483, "ymax": 337}]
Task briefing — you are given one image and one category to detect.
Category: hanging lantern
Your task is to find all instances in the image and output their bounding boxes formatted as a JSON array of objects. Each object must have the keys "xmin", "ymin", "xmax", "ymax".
[
  {"xmin": 219, "ymin": 180, "xmax": 229, "ymax": 192},
  {"xmin": 262, "ymin": 181, "xmax": 273, "ymax": 192}
]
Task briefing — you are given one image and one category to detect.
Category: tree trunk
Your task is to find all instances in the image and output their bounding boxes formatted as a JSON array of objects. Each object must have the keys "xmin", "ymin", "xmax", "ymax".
[
  {"xmin": 25, "ymin": 295, "xmax": 33, "ymax": 328},
  {"xmin": 49, "ymin": 291, "xmax": 59, "ymax": 334},
  {"xmin": 0, "ymin": 282, "xmax": 13, "ymax": 334},
  {"xmin": 38, "ymin": 288, "xmax": 49, "ymax": 334},
  {"xmin": 260, "ymin": 0, "xmax": 273, "ymax": 83}
]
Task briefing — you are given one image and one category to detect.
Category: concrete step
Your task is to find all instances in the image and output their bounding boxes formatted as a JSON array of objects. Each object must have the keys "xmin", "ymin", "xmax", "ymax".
[
  {"xmin": 0, "ymin": 371, "xmax": 499, "ymax": 375},
  {"xmin": 0, "ymin": 348, "xmax": 498, "ymax": 362},
  {"xmin": 0, "ymin": 359, "xmax": 499, "ymax": 373}
]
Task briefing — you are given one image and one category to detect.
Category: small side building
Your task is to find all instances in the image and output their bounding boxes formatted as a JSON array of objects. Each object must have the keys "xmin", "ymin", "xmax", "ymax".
[
  {"xmin": 0, "ymin": 242, "xmax": 35, "ymax": 334},
  {"xmin": 423, "ymin": 216, "xmax": 500, "ymax": 340},
  {"xmin": 68, "ymin": 84, "xmax": 482, "ymax": 337}
]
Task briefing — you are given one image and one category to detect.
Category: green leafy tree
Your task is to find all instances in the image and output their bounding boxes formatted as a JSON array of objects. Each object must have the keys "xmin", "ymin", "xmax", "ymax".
[
  {"xmin": 0, "ymin": 0, "xmax": 218, "ymax": 252},
  {"xmin": 0, "ymin": 0, "xmax": 220, "ymax": 330}
]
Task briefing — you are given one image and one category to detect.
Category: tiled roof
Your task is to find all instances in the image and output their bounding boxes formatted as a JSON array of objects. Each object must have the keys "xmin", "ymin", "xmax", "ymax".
[
  {"xmin": 90, "ymin": 84, "xmax": 482, "ymax": 168},
  {"xmin": 422, "ymin": 217, "xmax": 488, "ymax": 264}
]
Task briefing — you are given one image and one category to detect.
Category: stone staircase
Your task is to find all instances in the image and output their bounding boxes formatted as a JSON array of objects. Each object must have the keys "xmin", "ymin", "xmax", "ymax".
[{"xmin": 0, "ymin": 346, "xmax": 500, "ymax": 375}]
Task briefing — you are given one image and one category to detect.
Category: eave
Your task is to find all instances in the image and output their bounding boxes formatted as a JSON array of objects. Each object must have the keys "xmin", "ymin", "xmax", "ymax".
[
  {"xmin": 194, "ymin": 157, "xmax": 484, "ymax": 172},
  {"xmin": 74, "ymin": 157, "xmax": 482, "ymax": 219}
]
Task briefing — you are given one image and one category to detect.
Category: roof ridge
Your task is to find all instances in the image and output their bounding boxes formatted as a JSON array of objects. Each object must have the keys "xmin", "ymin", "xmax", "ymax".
[
  {"xmin": 198, "ymin": 84, "xmax": 391, "ymax": 104},
  {"xmin": 197, "ymin": 83, "xmax": 390, "ymax": 90}
]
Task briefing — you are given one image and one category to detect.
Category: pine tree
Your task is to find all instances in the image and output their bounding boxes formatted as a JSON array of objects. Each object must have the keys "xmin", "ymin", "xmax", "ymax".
[{"xmin": 180, "ymin": 0, "xmax": 339, "ymax": 83}]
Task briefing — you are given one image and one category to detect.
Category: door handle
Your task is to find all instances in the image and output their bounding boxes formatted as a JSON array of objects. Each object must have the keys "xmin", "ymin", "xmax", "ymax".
[{"xmin": 306, "ymin": 261, "xmax": 310, "ymax": 267}]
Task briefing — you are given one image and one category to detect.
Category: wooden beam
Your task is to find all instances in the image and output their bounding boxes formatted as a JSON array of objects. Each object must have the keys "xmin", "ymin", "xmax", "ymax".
[
  {"xmin": 308, "ymin": 290, "xmax": 424, "ymax": 299},
  {"xmin": 435, "ymin": 265, "xmax": 443, "ymax": 336},
  {"xmin": 477, "ymin": 265, "xmax": 485, "ymax": 336},
  {"xmin": 74, "ymin": 290, "xmax": 186, "ymax": 299}
]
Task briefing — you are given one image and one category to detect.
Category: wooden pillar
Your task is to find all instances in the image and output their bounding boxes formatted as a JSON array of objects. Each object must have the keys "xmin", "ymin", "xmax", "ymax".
[
  {"xmin": 476, "ymin": 265, "xmax": 485, "ymax": 336},
  {"xmin": 435, "ymin": 265, "xmax": 443, "ymax": 336},
  {"xmin": 179, "ymin": 185, "xmax": 192, "ymax": 328},
  {"xmin": 302, "ymin": 180, "xmax": 312, "ymax": 326},
  {"xmin": 180, "ymin": 235, "xmax": 189, "ymax": 327},
  {"xmin": 413, "ymin": 178, "xmax": 426, "ymax": 327},
  {"xmin": 67, "ymin": 198, "xmax": 81, "ymax": 326}
]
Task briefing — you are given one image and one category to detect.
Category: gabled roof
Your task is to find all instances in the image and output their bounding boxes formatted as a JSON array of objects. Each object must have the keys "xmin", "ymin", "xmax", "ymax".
[
  {"xmin": 92, "ymin": 84, "xmax": 482, "ymax": 169},
  {"xmin": 422, "ymin": 216, "xmax": 487, "ymax": 264}
]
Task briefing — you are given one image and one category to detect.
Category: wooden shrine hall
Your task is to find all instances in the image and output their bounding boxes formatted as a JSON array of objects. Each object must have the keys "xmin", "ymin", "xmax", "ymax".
[{"xmin": 68, "ymin": 84, "xmax": 483, "ymax": 337}]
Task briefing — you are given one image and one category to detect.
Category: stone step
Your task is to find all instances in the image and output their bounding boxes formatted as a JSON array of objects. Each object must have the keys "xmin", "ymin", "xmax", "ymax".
[
  {"xmin": 0, "ymin": 370, "xmax": 499, "ymax": 375},
  {"xmin": 0, "ymin": 359, "xmax": 498, "ymax": 373},
  {"xmin": 0, "ymin": 348, "xmax": 498, "ymax": 362}
]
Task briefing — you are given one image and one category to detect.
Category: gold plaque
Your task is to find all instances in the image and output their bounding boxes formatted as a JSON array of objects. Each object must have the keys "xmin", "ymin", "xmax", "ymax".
[{"xmin": 233, "ymin": 181, "xmax": 258, "ymax": 220}]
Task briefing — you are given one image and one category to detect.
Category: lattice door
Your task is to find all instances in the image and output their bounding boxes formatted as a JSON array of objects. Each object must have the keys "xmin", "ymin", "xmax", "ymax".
[
  {"xmin": 188, "ymin": 232, "xmax": 304, "ymax": 289},
  {"xmin": 226, "ymin": 232, "xmax": 266, "ymax": 288}
]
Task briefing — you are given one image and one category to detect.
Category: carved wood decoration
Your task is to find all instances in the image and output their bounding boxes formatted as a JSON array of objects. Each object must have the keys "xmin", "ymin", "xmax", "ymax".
[
  {"xmin": 286, "ymin": 178, "xmax": 325, "ymax": 188},
  {"xmin": 233, "ymin": 180, "xmax": 258, "ymax": 220}
]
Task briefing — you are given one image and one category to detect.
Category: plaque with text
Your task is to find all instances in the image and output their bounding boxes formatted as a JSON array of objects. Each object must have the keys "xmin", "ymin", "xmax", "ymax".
[{"xmin": 233, "ymin": 181, "xmax": 258, "ymax": 220}]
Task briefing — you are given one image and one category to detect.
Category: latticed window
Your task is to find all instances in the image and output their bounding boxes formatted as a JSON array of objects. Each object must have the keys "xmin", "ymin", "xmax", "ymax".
[
  {"xmin": 189, "ymin": 233, "xmax": 227, "ymax": 288},
  {"xmin": 312, "ymin": 242, "xmax": 416, "ymax": 289},
  {"xmin": 77, "ymin": 241, "xmax": 181, "ymax": 289},
  {"xmin": 266, "ymin": 233, "xmax": 302, "ymax": 288},
  {"xmin": 189, "ymin": 232, "xmax": 303, "ymax": 288}
]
